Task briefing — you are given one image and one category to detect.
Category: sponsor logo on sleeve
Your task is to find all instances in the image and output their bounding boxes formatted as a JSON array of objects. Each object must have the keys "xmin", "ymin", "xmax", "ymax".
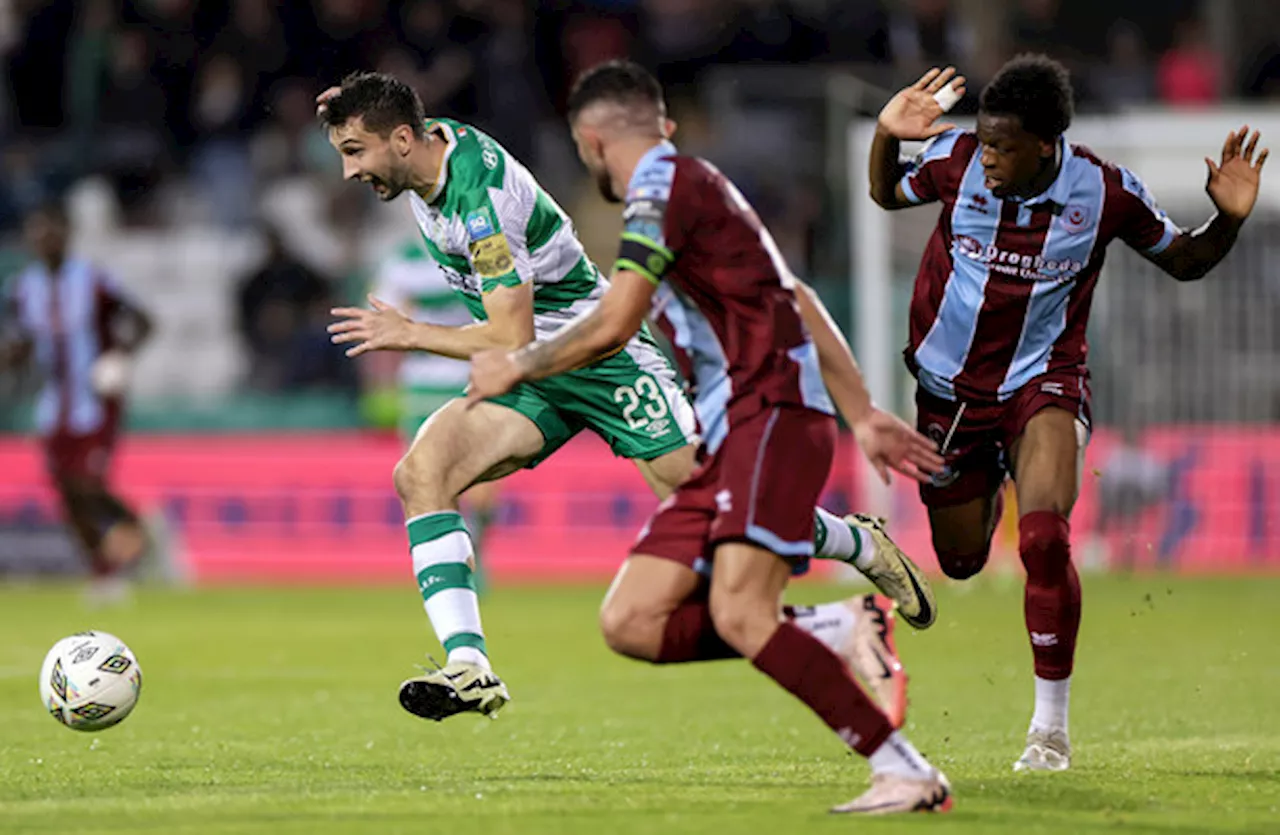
[
  {"xmin": 470, "ymin": 235, "xmax": 515, "ymax": 279},
  {"xmin": 464, "ymin": 208, "xmax": 496, "ymax": 242}
]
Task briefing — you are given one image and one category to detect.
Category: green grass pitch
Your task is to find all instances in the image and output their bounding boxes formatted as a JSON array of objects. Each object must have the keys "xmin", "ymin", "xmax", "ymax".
[{"xmin": 1, "ymin": 574, "xmax": 1277, "ymax": 834}]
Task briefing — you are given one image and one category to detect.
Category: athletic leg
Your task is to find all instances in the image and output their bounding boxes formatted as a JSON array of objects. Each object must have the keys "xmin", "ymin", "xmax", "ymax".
[
  {"xmin": 394, "ymin": 397, "xmax": 548, "ymax": 721},
  {"xmin": 52, "ymin": 476, "xmax": 112, "ymax": 576},
  {"xmin": 927, "ymin": 491, "xmax": 1005, "ymax": 580},
  {"xmin": 1009, "ymin": 405, "xmax": 1085, "ymax": 772},
  {"xmin": 709, "ymin": 542, "xmax": 948, "ymax": 814}
]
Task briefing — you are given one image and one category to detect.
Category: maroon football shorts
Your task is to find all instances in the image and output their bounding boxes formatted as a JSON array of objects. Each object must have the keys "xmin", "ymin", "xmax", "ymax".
[
  {"xmin": 43, "ymin": 415, "xmax": 119, "ymax": 484},
  {"xmin": 915, "ymin": 369, "xmax": 1091, "ymax": 508},
  {"xmin": 633, "ymin": 404, "xmax": 835, "ymax": 572}
]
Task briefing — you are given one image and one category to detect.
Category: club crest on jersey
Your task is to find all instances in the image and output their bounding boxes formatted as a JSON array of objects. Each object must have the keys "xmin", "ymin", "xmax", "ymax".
[
  {"xmin": 1061, "ymin": 204, "xmax": 1091, "ymax": 234},
  {"xmin": 478, "ymin": 136, "xmax": 500, "ymax": 170},
  {"xmin": 465, "ymin": 208, "xmax": 496, "ymax": 242}
]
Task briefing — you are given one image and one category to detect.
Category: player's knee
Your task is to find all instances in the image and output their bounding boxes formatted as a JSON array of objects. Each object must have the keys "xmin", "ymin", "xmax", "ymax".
[
  {"xmin": 707, "ymin": 592, "xmax": 770, "ymax": 655},
  {"xmin": 598, "ymin": 600, "xmax": 660, "ymax": 662},
  {"xmin": 1018, "ymin": 512, "xmax": 1071, "ymax": 581},
  {"xmin": 391, "ymin": 456, "xmax": 419, "ymax": 503},
  {"xmin": 392, "ymin": 452, "xmax": 446, "ymax": 506},
  {"xmin": 934, "ymin": 543, "xmax": 990, "ymax": 580}
]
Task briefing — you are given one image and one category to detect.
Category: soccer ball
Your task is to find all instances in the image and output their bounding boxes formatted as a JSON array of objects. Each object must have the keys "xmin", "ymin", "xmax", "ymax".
[{"xmin": 39, "ymin": 631, "xmax": 142, "ymax": 731}]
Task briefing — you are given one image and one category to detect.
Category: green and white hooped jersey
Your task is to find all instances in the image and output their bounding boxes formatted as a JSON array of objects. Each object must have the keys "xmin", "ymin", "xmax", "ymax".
[
  {"xmin": 407, "ymin": 118, "xmax": 609, "ymax": 342},
  {"xmin": 371, "ymin": 237, "xmax": 471, "ymax": 397}
]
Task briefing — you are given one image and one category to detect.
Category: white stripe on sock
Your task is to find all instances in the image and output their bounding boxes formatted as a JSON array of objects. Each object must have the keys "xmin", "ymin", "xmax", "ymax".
[{"xmin": 411, "ymin": 530, "xmax": 489, "ymax": 668}]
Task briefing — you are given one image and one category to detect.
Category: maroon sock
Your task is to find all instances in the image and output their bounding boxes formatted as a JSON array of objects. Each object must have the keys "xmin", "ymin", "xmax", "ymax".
[
  {"xmin": 657, "ymin": 600, "xmax": 741, "ymax": 663},
  {"xmin": 751, "ymin": 622, "xmax": 893, "ymax": 756},
  {"xmin": 1019, "ymin": 510, "xmax": 1082, "ymax": 680}
]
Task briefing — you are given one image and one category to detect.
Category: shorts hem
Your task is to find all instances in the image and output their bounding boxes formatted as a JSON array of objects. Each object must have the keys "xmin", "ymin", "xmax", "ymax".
[{"xmin": 613, "ymin": 432, "xmax": 694, "ymax": 462}]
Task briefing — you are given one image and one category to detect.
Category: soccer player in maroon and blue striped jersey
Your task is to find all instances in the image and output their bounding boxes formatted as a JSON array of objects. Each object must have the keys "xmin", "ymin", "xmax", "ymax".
[
  {"xmin": 1, "ymin": 202, "xmax": 153, "ymax": 601},
  {"xmin": 470, "ymin": 60, "xmax": 953, "ymax": 815},
  {"xmin": 869, "ymin": 54, "xmax": 1268, "ymax": 771}
]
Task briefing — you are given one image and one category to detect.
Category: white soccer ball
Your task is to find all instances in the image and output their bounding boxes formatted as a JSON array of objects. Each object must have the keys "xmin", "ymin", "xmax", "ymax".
[{"xmin": 39, "ymin": 631, "xmax": 142, "ymax": 731}]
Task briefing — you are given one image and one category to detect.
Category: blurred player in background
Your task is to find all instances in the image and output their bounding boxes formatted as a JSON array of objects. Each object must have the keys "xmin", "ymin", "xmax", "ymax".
[
  {"xmin": 0, "ymin": 201, "xmax": 153, "ymax": 603},
  {"xmin": 362, "ymin": 236, "xmax": 502, "ymax": 577},
  {"xmin": 320, "ymin": 72, "xmax": 939, "ymax": 726},
  {"xmin": 471, "ymin": 61, "xmax": 951, "ymax": 816},
  {"xmin": 869, "ymin": 54, "xmax": 1268, "ymax": 771}
]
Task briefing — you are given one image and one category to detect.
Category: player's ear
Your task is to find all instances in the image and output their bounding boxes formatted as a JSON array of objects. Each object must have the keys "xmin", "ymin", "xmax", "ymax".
[
  {"xmin": 587, "ymin": 128, "xmax": 607, "ymax": 160},
  {"xmin": 662, "ymin": 117, "xmax": 677, "ymax": 139},
  {"xmin": 391, "ymin": 124, "xmax": 415, "ymax": 156}
]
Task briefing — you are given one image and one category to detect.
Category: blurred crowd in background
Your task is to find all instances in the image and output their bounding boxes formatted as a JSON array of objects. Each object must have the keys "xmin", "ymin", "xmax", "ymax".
[
  {"xmin": 0, "ymin": 0, "xmax": 1277, "ymax": 402},
  {"xmin": 4, "ymin": 0, "xmax": 1278, "ymax": 228}
]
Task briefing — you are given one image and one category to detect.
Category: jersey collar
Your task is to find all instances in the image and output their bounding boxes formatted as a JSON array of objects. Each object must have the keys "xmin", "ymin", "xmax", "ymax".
[{"xmin": 422, "ymin": 120, "xmax": 458, "ymax": 204}]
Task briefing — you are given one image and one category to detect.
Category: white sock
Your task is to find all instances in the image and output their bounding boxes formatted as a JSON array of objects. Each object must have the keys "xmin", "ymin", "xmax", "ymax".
[
  {"xmin": 867, "ymin": 731, "xmax": 934, "ymax": 779},
  {"xmin": 447, "ymin": 646, "xmax": 489, "ymax": 667},
  {"xmin": 814, "ymin": 508, "xmax": 866, "ymax": 564},
  {"xmin": 788, "ymin": 602, "xmax": 856, "ymax": 652},
  {"xmin": 1029, "ymin": 675, "xmax": 1070, "ymax": 734},
  {"xmin": 407, "ymin": 511, "xmax": 490, "ymax": 670}
]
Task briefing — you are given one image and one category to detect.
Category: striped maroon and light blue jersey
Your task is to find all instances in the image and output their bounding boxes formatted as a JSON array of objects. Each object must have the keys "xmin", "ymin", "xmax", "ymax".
[
  {"xmin": 615, "ymin": 141, "xmax": 833, "ymax": 454},
  {"xmin": 899, "ymin": 130, "xmax": 1182, "ymax": 403},
  {"xmin": 6, "ymin": 258, "xmax": 134, "ymax": 437}
]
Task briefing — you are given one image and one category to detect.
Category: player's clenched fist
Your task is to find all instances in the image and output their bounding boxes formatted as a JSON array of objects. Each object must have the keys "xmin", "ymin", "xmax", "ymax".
[{"xmin": 467, "ymin": 349, "xmax": 522, "ymax": 403}]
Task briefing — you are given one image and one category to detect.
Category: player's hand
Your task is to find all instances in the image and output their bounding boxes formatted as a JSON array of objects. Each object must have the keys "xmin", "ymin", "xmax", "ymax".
[
  {"xmin": 851, "ymin": 407, "xmax": 945, "ymax": 485},
  {"xmin": 328, "ymin": 296, "xmax": 418, "ymax": 357},
  {"xmin": 1206, "ymin": 126, "xmax": 1269, "ymax": 222},
  {"xmin": 877, "ymin": 67, "xmax": 966, "ymax": 141},
  {"xmin": 467, "ymin": 348, "xmax": 523, "ymax": 405},
  {"xmin": 315, "ymin": 86, "xmax": 342, "ymax": 119}
]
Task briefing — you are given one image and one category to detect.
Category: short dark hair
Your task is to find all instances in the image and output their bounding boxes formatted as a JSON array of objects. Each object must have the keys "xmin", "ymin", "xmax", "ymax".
[
  {"xmin": 567, "ymin": 60, "xmax": 665, "ymax": 123},
  {"xmin": 319, "ymin": 71, "xmax": 425, "ymax": 138},
  {"xmin": 979, "ymin": 54, "xmax": 1074, "ymax": 140}
]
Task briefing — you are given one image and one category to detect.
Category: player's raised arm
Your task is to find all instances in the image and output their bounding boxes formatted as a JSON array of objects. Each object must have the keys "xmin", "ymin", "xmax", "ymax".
[
  {"xmin": 869, "ymin": 67, "xmax": 966, "ymax": 210},
  {"xmin": 1142, "ymin": 126, "xmax": 1269, "ymax": 282}
]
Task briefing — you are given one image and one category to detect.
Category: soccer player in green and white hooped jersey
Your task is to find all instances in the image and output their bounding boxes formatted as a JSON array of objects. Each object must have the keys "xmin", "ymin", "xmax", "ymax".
[{"xmin": 321, "ymin": 71, "xmax": 940, "ymax": 724}]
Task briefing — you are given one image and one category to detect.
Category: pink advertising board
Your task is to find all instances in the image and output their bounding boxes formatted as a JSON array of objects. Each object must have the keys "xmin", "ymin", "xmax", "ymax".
[{"xmin": 0, "ymin": 426, "xmax": 1276, "ymax": 582}]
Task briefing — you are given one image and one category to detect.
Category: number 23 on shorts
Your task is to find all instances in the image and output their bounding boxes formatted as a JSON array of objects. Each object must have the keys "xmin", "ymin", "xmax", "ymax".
[{"xmin": 614, "ymin": 376, "xmax": 670, "ymax": 431}]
